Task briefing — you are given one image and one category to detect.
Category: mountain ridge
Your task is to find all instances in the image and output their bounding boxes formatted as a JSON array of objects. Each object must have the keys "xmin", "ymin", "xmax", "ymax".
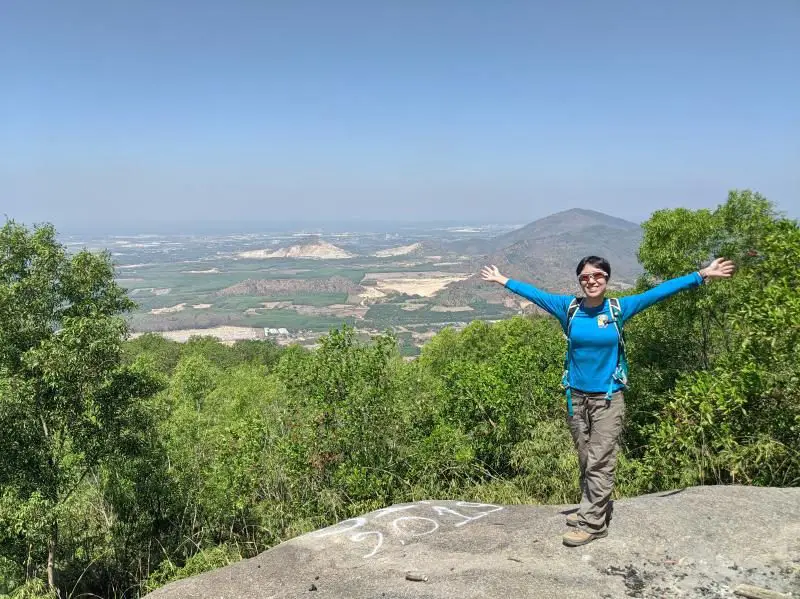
[
  {"xmin": 486, "ymin": 208, "xmax": 641, "ymax": 251},
  {"xmin": 434, "ymin": 209, "xmax": 644, "ymax": 305}
]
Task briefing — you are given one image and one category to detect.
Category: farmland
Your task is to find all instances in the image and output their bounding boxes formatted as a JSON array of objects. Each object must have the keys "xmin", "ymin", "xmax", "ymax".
[
  {"xmin": 64, "ymin": 223, "xmax": 519, "ymax": 352},
  {"xmin": 64, "ymin": 210, "xmax": 643, "ymax": 354}
]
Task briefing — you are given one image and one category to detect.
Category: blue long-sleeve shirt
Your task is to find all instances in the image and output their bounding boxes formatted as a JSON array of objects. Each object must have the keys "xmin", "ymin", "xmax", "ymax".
[{"xmin": 505, "ymin": 272, "xmax": 703, "ymax": 393}]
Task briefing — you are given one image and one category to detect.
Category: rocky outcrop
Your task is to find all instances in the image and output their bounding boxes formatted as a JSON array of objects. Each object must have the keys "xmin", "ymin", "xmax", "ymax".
[
  {"xmin": 238, "ymin": 240, "xmax": 355, "ymax": 260},
  {"xmin": 144, "ymin": 486, "xmax": 799, "ymax": 598},
  {"xmin": 373, "ymin": 243, "xmax": 423, "ymax": 258}
]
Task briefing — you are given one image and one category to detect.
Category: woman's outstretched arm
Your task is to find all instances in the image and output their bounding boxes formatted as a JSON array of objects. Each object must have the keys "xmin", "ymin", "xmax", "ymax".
[
  {"xmin": 481, "ymin": 264, "xmax": 572, "ymax": 324},
  {"xmin": 619, "ymin": 258, "xmax": 735, "ymax": 321}
]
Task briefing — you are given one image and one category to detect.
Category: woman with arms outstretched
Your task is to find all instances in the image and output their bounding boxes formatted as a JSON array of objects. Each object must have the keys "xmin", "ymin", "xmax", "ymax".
[{"xmin": 481, "ymin": 256, "xmax": 734, "ymax": 547}]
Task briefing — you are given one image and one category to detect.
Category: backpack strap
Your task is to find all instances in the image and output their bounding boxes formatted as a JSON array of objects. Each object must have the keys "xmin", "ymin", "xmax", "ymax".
[
  {"xmin": 608, "ymin": 297, "xmax": 624, "ymax": 346},
  {"xmin": 562, "ymin": 297, "xmax": 582, "ymax": 416},
  {"xmin": 606, "ymin": 297, "xmax": 628, "ymax": 400},
  {"xmin": 565, "ymin": 297, "xmax": 581, "ymax": 337}
]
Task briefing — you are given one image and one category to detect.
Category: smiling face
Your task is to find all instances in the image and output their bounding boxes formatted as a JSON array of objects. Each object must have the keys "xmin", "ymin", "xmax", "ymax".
[{"xmin": 578, "ymin": 264, "xmax": 609, "ymax": 299}]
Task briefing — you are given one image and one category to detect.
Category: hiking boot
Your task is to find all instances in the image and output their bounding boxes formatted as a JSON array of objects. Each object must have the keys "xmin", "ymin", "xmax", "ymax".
[
  {"xmin": 562, "ymin": 528, "xmax": 608, "ymax": 547},
  {"xmin": 566, "ymin": 512, "xmax": 580, "ymax": 527}
]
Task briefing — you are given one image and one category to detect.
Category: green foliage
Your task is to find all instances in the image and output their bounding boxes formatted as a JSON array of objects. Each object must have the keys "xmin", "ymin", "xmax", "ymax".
[
  {"xmin": 509, "ymin": 420, "xmax": 580, "ymax": 504},
  {"xmin": 125, "ymin": 333, "xmax": 283, "ymax": 376},
  {"xmin": 624, "ymin": 190, "xmax": 800, "ymax": 489},
  {"xmin": 412, "ymin": 316, "xmax": 581, "ymax": 506},
  {"xmin": 277, "ymin": 326, "xmax": 410, "ymax": 515},
  {"xmin": 420, "ymin": 317, "xmax": 566, "ymax": 471},
  {"xmin": 0, "ymin": 220, "xmax": 163, "ymax": 595},
  {"xmin": 123, "ymin": 333, "xmax": 183, "ymax": 374},
  {"xmin": 143, "ymin": 545, "xmax": 241, "ymax": 593},
  {"xmin": 0, "ymin": 578, "xmax": 57, "ymax": 599}
]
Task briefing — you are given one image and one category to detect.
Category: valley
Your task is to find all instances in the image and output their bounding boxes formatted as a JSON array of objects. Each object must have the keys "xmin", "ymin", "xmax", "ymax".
[{"xmin": 70, "ymin": 209, "xmax": 644, "ymax": 354}]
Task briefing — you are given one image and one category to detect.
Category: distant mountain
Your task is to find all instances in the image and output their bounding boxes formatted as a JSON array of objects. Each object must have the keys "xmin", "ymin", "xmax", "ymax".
[
  {"xmin": 485, "ymin": 208, "xmax": 641, "ymax": 253},
  {"xmin": 435, "ymin": 209, "xmax": 643, "ymax": 306}
]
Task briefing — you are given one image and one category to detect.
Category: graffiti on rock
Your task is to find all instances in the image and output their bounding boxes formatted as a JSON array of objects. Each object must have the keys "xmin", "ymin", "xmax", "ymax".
[{"xmin": 313, "ymin": 501, "xmax": 504, "ymax": 558}]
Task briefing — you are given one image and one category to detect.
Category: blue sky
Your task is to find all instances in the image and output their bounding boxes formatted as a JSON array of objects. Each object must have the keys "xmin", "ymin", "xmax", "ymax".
[{"xmin": 2, "ymin": 0, "xmax": 798, "ymax": 230}]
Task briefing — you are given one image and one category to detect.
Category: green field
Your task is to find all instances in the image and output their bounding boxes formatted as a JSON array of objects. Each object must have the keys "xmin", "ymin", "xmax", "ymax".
[{"xmin": 118, "ymin": 248, "xmax": 509, "ymax": 337}]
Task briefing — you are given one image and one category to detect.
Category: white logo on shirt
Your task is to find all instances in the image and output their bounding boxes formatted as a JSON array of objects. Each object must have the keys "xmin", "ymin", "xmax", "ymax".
[{"xmin": 597, "ymin": 314, "xmax": 609, "ymax": 328}]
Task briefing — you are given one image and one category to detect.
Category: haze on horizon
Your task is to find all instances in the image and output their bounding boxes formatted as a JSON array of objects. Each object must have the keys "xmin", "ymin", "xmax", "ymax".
[{"xmin": 2, "ymin": 0, "xmax": 799, "ymax": 232}]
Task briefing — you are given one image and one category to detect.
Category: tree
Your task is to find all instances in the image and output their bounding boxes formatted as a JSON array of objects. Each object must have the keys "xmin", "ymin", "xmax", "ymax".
[
  {"xmin": 623, "ymin": 191, "xmax": 800, "ymax": 488},
  {"xmin": 418, "ymin": 316, "xmax": 575, "ymax": 501},
  {"xmin": 0, "ymin": 221, "xmax": 161, "ymax": 595},
  {"xmin": 276, "ymin": 326, "xmax": 410, "ymax": 517}
]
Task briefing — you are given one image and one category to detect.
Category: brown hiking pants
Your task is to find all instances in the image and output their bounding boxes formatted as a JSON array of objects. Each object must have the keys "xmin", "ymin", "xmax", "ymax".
[{"xmin": 567, "ymin": 389, "xmax": 625, "ymax": 533}]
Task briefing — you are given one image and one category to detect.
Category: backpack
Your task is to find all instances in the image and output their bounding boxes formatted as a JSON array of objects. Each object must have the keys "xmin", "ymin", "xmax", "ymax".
[{"xmin": 560, "ymin": 297, "xmax": 628, "ymax": 416}]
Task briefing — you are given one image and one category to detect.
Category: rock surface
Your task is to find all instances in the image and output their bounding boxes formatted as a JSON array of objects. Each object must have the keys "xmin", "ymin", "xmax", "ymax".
[{"xmin": 145, "ymin": 486, "xmax": 800, "ymax": 599}]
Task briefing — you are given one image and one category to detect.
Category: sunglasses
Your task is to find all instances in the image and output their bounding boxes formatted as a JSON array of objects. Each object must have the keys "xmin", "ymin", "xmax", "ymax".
[{"xmin": 578, "ymin": 271, "xmax": 608, "ymax": 284}]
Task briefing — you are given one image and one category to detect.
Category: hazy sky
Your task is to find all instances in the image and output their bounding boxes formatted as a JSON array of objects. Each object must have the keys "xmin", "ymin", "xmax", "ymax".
[{"xmin": 2, "ymin": 0, "xmax": 798, "ymax": 230}]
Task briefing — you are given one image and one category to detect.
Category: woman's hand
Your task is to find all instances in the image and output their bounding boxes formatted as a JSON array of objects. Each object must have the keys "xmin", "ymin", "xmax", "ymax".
[
  {"xmin": 699, "ymin": 258, "xmax": 735, "ymax": 281},
  {"xmin": 480, "ymin": 265, "xmax": 509, "ymax": 286}
]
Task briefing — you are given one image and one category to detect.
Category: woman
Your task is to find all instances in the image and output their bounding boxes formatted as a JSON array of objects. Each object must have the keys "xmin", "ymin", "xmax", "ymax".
[{"xmin": 481, "ymin": 256, "xmax": 734, "ymax": 547}]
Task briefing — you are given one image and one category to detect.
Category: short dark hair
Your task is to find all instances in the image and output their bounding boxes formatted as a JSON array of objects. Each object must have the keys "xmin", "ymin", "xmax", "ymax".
[{"xmin": 576, "ymin": 255, "xmax": 611, "ymax": 278}]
